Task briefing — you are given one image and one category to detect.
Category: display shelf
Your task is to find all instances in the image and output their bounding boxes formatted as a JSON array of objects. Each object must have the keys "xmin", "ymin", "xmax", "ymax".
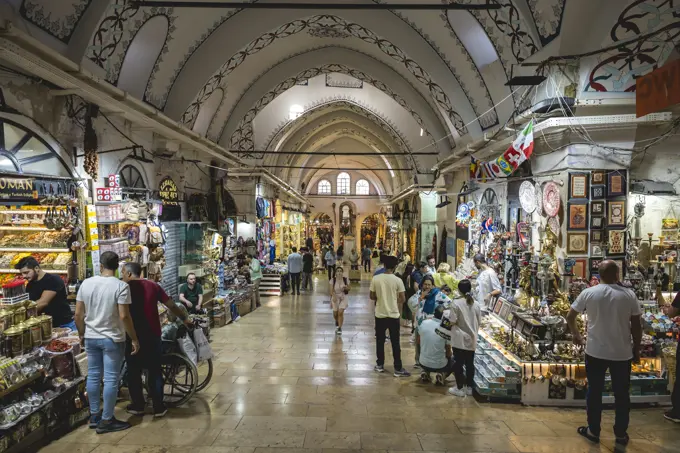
[
  {"xmin": 0, "ymin": 268, "xmax": 69, "ymax": 274},
  {"xmin": 97, "ymin": 219, "xmax": 127, "ymax": 225},
  {"xmin": 0, "ymin": 371, "xmax": 44, "ymax": 400},
  {"xmin": 0, "ymin": 247, "xmax": 69, "ymax": 253},
  {"xmin": 0, "ymin": 226, "xmax": 51, "ymax": 231}
]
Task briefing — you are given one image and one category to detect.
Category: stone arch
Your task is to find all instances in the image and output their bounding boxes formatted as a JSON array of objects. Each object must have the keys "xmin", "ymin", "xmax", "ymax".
[{"xmin": 193, "ymin": 87, "xmax": 224, "ymax": 136}]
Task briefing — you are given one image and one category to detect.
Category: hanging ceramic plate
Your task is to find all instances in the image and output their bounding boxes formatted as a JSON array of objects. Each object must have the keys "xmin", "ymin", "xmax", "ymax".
[
  {"xmin": 457, "ymin": 204, "xmax": 470, "ymax": 218},
  {"xmin": 519, "ymin": 181, "xmax": 536, "ymax": 214},
  {"xmin": 548, "ymin": 216, "xmax": 560, "ymax": 236},
  {"xmin": 467, "ymin": 201, "xmax": 476, "ymax": 209},
  {"xmin": 543, "ymin": 182, "xmax": 561, "ymax": 217},
  {"xmin": 535, "ymin": 182, "xmax": 544, "ymax": 216}
]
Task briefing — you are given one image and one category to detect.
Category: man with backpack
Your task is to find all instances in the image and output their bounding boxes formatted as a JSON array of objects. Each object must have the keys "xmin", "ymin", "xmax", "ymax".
[{"xmin": 330, "ymin": 266, "xmax": 350, "ymax": 335}]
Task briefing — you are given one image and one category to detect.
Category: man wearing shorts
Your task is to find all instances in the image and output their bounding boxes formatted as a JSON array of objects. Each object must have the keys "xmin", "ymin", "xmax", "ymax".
[{"xmin": 330, "ymin": 266, "xmax": 349, "ymax": 335}]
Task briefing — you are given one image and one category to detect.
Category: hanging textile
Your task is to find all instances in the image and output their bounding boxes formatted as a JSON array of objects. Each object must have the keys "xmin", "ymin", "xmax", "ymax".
[
  {"xmin": 470, "ymin": 120, "xmax": 534, "ymax": 181},
  {"xmin": 438, "ymin": 228, "xmax": 447, "ymax": 265}
]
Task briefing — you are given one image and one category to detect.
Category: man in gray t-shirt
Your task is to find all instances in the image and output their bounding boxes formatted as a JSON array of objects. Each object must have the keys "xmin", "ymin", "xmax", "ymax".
[{"xmin": 75, "ymin": 252, "xmax": 139, "ymax": 434}]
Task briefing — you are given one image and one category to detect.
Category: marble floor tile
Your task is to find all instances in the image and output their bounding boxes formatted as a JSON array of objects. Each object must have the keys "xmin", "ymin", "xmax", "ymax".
[
  {"xmin": 326, "ymin": 416, "xmax": 406, "ymax": 433},
  {"xmin": 236, "ymin": 415, "xmax": 327, "ymax": 431},
  {"xmin": 508, "ymin": 436, "xmax": 610, "ymax": 453},
  {"xmin": 117, "ymin": 428, "xmax": 222, "ymax": 446},
  {"xmin": 213, "ymin": 430, "xmax": 307, "ymax": 448},
  {"xmin": 304, "ymin": 431, "xmax": 362, "ymax": 449},
  {"xmin": 360, "ymin": 433, "xmax": 423, "ymax": 450}
]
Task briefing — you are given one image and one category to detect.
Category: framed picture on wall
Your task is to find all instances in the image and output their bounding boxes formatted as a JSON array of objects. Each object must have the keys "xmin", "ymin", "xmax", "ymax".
[
  {"xmin": 591, "ymin": 244, "xmax": 604, "ymax": 257},
  {"xmin": 607, "ymin": 171, "xmax": 627, "ymax": 197},
  {"xmin": 568, "ymin": 202, "xmax": 589, "ymax": 230},
  {"xmin": 567, "ymin": 232, "xmax": 589, "ymax": 254},
  {"xmin": 591, "ymin": 201, "xmax": 605, "ymax": 216},
  {"xmin": 591, "ymin": 230, "xmax": 603, "ymax": 243},
  {"xmin": 591, "ymin": 171, "xmax": 605, "ymax": 185},
  {"xmin": 590, "ymin": 257, "xmax": 603, "ymax": 273},
  {"xmin": 607, "ymin": 200, "xmax": 626, "ymax": 227},
  {"xmin": 569, "ymin": 173, "xmax": 589, "ymax": 199},
  {"xmin": 591, "ymin": 185, "xmax": 606, "ymax": 200},
  {"xmin": 573, "ymin": 259, "xmax": 587, "ymax": 279},
  {"xmin": 590, "ymin": 216, "xmax": 604, "ymax": 229},
  {"xmin": 608, "ymin": 230, "xmax": 626, "ymax": 255}
]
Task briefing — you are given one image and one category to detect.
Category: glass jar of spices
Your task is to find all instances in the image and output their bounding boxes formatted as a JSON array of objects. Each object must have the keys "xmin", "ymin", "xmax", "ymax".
[
  {"xmin": 26, "ymin": 301, "xmax": 38, "ymax": 319},
  {"xmin": 12, "ymin": 306, "xmax": 26, "ymax": 325},
  {"xmin": 16, "ymin": 321, "xmax": 32, "ymax": 353},
  {"xmin": 0, "ymin": 309, "xmax": 11, "ymax": 333},
  {"xmin": 39, "ymin": 315, "xmax": 52, "ymax": 342},
  {"xmin": 26, "ymin": 318, "xmax": 42, "ymax": 347},
  {"xmin": 3, "ymin": 326, "xmax": 23, "ymax": 358}
]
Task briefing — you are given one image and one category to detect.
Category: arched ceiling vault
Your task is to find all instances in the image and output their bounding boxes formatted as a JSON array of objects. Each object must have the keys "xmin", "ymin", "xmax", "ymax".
[{"xmin": 307, "ymin": 168, "xmax": 387, "ymax": 197}]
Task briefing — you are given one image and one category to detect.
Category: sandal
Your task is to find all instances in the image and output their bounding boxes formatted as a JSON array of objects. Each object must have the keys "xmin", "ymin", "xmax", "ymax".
[
  {"xmin": 615, "ymin": 434, "xmax": 629, "ymax": 446},
  {"xmin": 577, "ymin": 426, "xmax": 600, "ymax": 443}
]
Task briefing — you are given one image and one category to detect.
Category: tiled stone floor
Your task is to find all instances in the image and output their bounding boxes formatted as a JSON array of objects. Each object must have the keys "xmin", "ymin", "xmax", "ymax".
[{"xmin": 39, "ymin": 273, "xmax": 679, "ymax": 453}]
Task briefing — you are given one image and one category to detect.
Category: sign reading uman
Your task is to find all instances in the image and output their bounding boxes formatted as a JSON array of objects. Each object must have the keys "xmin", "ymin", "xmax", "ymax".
[{"xmin": 0, "ymin": 177, "xmax": 38, "ymax": 200}]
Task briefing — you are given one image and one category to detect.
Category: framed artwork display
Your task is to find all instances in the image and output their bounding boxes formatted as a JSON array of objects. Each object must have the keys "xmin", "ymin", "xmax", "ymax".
[
  {"xmin": 569, "ymin": 173, "xmax": 589, "ymax": 199},
  {"xmin": 591, "ymin": 244, "xmax": 604, "ymax": 257},
  {"xmin": 607, "ymin": 171, "xmax": 627, "ymax": 197},
  {"xmin": 591, "ymin": 216, "xmax": 604, "ymax": 229},
  {"xmin": 572, "ymin": 259, "xmax": 587, "ymax": 279},
  {"xmin": 591, "ymin": 201, "xmax": 605, "ymax": 216},
  {"xmin": 590, "ymin": 257, "xmax": 603, "ymax": 272},
  {"xmin": 607, "ymin": 200, "xmax": 626, "ymax": 227},
  {"xmin": 591, "ymin": 185, "xmax": 605, "ymax": 200},
  {"xmin": 608, "ymin": 230, "xmax": 626, "ymax": 254},
  {"xmin": 567, "ymin": 232, "xmax": 589, "ymax": 254},
  {"xmin": 591, "ymin": 230, "xmax": 603, "ymax": 243},
  {"xmin": 568, "ymin": 202, "xmax": 589, "ymax": 230},
  {"xmin": 591, "ymin": 171, "xmax": 605, "ymax": 185}
]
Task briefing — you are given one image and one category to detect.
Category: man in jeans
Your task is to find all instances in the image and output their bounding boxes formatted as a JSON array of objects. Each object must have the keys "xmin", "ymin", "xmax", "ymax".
[
  {"xmin": 302, "ymin": 247, "xmax": 314, "ymax": 291},
  {"xmin": 249, "ymin": 252, "xmax": 262, "ymax": 308},
  {"xmin": 75, "ymin": 252, "xmax": 139, "ymax": 434},
  {"xmin": 287, "ymin": 247, "xmax": 303, "ymax": 296},
  {"xmin": 122, "ymin": 262, "xmax": 191, "ymax": 418},
  {"xmin": 370, "ymin": 255, "xmax": 410, "ymax": 377},
  {"xmin": 362, "ymin": 245, "xmax": 372, "ymax": 272},
  {"xmin": 567, "ymin": 260, "xmax": 642, "ymax": 446}
]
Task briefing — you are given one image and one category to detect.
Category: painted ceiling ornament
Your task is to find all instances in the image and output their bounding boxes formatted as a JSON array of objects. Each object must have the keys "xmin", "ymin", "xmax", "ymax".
[
  {"xmin": 307, "ymin": 24, "xmax": 351, "ymax": 39},
  {"xmin": 526, "ymin": 0, "xmax": 567, "ymax": 45},
  {"xmin": 21, "ymin": 0, "xmax": 92, "ymax": 42}
]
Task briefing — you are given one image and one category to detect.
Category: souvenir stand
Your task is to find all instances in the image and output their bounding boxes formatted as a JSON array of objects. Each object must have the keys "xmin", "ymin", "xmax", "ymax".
[
  {"xmin": 457, "ymin": 161, "xmax": 672, "ymax": 405},
  {"xmin": 0, "ymin": 175, "xmax": 89, "ymax": 451},
  {"xmin": 312, "ymin": 213, "xmax": 333, "ymax": 252},
  {"xmin": 255, "ymin": 196, "xmax": 276, "ymax": 264},
  {"xmin": 361, "ymin": 214, "xmax": 379, "ymax": 249}
]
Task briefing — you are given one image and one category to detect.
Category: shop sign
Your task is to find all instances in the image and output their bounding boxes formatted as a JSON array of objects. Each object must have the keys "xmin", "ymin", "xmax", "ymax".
[
  {"xmin": 159, "ymin": 177, "xmax": 179, "ymax": 205},
  {"xmin": 0, "ymin": 176, "xmax": 38, "ymax": 200},
  {"xmin": 636, "ymin": 59, "xmax": 680, "ymax": 118}
]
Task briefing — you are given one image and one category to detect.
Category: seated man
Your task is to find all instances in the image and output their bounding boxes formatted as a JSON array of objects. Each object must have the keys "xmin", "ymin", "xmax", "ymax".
[{"xmin": 418, "ymin": 305, "xmax": 454, "ymax": 386}]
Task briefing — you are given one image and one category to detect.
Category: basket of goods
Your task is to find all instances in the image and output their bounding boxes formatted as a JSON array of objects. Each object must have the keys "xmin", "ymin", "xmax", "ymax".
[
  {"xmin": 43, "ymin": 339, "xmax": 75, "ymax": 379},
  {"xmin": 0, "ymin": 279, "xmax": 28, "ymax": 306},
  {"xmin": 61, "ymin": 336, "xmax": 81, "ymax": 355}
]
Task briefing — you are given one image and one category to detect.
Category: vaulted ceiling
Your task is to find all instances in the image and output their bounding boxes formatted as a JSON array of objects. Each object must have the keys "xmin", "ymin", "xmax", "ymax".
[{"xmin": 8, "ymin": 0, "xmax": 679, "ymax": 194}]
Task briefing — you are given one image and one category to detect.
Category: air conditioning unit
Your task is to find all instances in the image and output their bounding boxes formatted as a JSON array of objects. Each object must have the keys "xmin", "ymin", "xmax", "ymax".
[{"xmin": 630, "ymin": 179, "xmax": 677, "ymax": 196}]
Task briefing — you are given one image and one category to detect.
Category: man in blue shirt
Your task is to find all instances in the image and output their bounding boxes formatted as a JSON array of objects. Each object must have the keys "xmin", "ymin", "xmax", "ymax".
[
  {"xmin": 287, "ymin": 247, "xmax": 303, "ymax": 296},
  {"xmin": 411, "ymin": 261, "xmax": 428, "ymax": 291}
]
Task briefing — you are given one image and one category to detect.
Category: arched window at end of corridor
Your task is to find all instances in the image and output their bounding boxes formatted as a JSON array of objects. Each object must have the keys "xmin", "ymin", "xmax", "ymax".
[
  {"xmin": 318, "ymin": 179, "xmax": 331, "ymax": 194},
  {"xmin": 337, "ymin": 172, "xmax": 350, "ymax": 195},
  {"xmin": 356, "ymin": 179, "xmax": 369, "ymax": 195}
]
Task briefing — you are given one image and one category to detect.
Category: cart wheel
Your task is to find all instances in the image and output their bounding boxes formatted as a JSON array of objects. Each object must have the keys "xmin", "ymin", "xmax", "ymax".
[
  {"xmin": 196, "ymin": 359, "xmax": 213, "ymax": 392},
  {"xmin": 160, "ymin": 352, "xmax": 198, "ymax": 407}
]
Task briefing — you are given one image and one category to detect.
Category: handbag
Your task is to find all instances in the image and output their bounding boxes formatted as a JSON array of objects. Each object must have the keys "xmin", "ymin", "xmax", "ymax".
[{"xmin": 193, "ymin": 329, "xmax": 213, "ymax": 362}]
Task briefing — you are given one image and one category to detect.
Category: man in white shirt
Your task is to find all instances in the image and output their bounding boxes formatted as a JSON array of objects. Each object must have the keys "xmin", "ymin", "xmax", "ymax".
[
  {"xmin": 418, "ymin": 305, "xmax": 453, "ymax": 385},
  {"xmin": 473, "ymin": 254, "xmax": 501, "ymax": 307},
  {"xmin": 426, "ymin": 254, "xmax": 437, "ymax": 275},
  {"xmin": 370, "ymin": 255, "xmax": 410, "ymax": 377},
  {"xmin": 287, "ymin": 247, "xmax": 303, "ymax": 296},
  {"xmin": 567, "ymin": 260, "xmax": 642, "ymax": 446},
  {"xmin": 75, "ymin": 251, "xmax": 139, "ymax": 434}
]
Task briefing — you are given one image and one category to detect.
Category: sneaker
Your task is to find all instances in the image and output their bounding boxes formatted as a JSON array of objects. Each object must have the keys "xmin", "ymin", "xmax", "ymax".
[
  {"xmin": 153, "ymin": 408, "xmax": 168, "ymax": 418},
  {"xmin": 233, "ymin": 315, "xmax": 241, "ymax": 322},
  {"xmin": 125, "ymin": 404, "xmax": 145, "ymax": 416},
  {"xmin": 448, "ymin": 387, "xmax": 466, "ymax": 398},
  {"xmin": 394, "ymin": 369, "xmax": 411, "ymax": 377},
  {"xmin": 664, "ymin": 411, "xmax": 680, "ymax": 423},
  {"xmin": 465, "ymin": 387, "xmax": 474, "ymax": 396},
  {"xmin": 88, "ymin": 412, "xmax": 101, "ymax": 429},
  {"xmin": 96, "ymin": 417, "xmax": 132, "ymax": 434},
  {"xmin": 435, "ymin": 373, "xmax": 445, "ymax": 386},
  {"xmin": 337, "ymin": 328, "xmax": 342, "ymax": 335},
  {"xmin": 420, "ymin": 371, "xmax": 431, "ymax": 382},
  {"xmin": 374, "ymin": 365, "xmax": 385, "ymax": 373}
]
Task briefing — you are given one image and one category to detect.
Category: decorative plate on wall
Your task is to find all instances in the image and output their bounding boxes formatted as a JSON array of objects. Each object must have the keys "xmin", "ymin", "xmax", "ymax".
[
  {"xmin": 548, "ymin": 216, "xmax": 560, "ymax": 236},
  {"xmin": 543, "ymin": 182, "xmax": 560, "ymax": 217},
  {"xmin": 519, "ymin": 181, "xmax": 537, "ymax": 214}
]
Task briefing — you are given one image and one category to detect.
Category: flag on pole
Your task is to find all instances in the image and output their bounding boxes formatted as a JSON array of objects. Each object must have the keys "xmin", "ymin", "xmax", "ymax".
[{"xmin": 470, "ymin": 120, "xmax": 535, "ymax": 180}]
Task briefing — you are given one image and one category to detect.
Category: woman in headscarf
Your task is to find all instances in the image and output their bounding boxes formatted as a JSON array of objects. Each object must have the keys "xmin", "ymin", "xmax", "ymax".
[
  {"xmin": 433, "ymin": 262, "xmax": 459, "ymax": 291},
  {"xmin": 407, "ymin": 275, "xmax": 451, "ymax": 369},
  {"xmin": 395, "ymin": 253, "xmax": 411, "ymax": 278}
]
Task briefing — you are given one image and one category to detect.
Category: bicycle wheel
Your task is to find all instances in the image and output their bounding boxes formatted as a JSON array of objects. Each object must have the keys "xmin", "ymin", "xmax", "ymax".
[
  {"xmin": 195, "ymin": 359, "xmax": 213, "ymax": 392},
  {"xmin": 160, "ymin": 352, "xmax": 198, "ymax": 407}
]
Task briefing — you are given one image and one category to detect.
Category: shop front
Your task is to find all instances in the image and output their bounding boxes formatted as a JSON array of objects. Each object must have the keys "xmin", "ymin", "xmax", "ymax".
[{"xmin": 447, "ymin": 122, "xmax": 672, "ymax": 406}]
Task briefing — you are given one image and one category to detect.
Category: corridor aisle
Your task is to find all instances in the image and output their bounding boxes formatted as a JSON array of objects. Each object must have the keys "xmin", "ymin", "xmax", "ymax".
[{"xmin": 42, "ymin": 274, "xmax": 678, "ymax": 453}]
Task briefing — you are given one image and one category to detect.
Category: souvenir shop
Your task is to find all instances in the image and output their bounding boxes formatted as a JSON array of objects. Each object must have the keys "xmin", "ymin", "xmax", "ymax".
[
  {"xmin": 361, "ymin": 214, "xmax": 380, "ymax": 249},
  {"xmin": 312, "ymin": 213, "xmax": 334, "ymax": 251},
  {"xmin": 279, "ymin": 204, "xmax": 307, "ymax": 259},
  {"xmin": 450, "ymin": 123, "xmax": 673, "ymax": 406}
]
